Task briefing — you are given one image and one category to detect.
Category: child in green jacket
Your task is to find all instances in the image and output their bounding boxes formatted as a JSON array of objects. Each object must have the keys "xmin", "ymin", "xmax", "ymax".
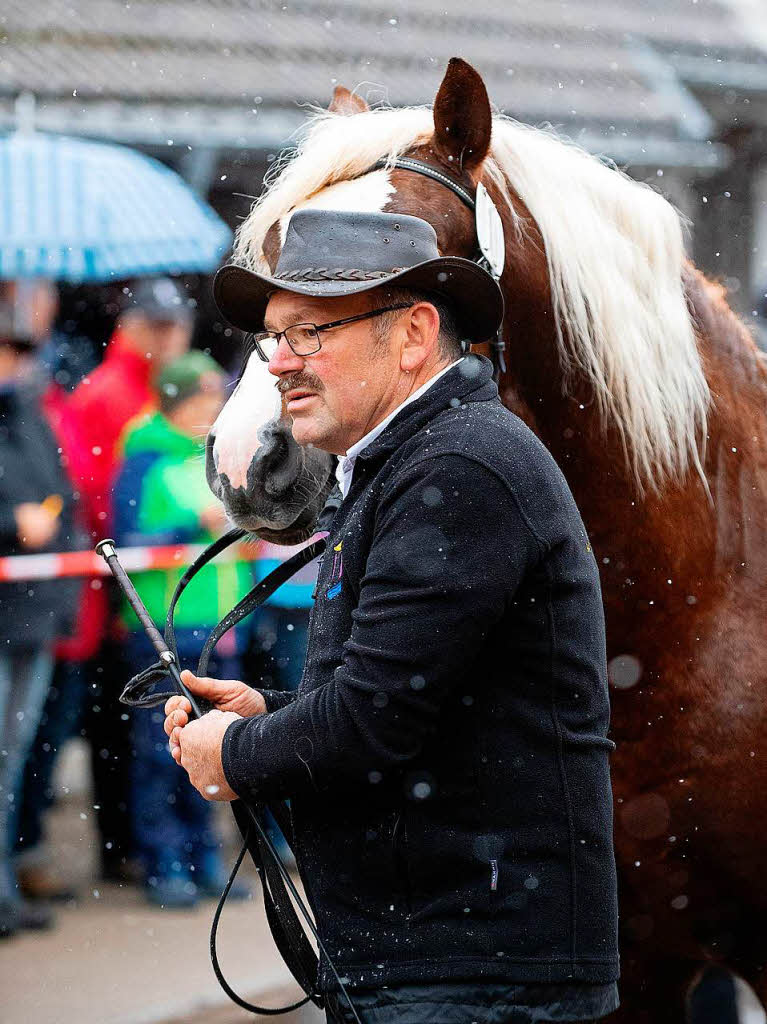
[{"xmin": 114, "ymin": 352, "xmax": 251, "ymax": 908}]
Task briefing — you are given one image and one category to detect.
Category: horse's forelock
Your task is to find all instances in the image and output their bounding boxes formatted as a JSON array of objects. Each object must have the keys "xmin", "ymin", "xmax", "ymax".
[{"xmin": 233, "ymin": 106, "xmax": 434, "ymax": 273}]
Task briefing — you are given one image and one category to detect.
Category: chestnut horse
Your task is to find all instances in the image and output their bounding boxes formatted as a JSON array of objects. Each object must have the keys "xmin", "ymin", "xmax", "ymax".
[{"xmin": 208, "ymin": 59, "xmax": 767, "ymax": 1023}]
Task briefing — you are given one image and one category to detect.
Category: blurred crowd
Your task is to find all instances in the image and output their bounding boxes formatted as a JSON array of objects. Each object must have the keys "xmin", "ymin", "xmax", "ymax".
[{"xmin": 0, "ymin": 276, "xmax": 312, "ymax": 939}]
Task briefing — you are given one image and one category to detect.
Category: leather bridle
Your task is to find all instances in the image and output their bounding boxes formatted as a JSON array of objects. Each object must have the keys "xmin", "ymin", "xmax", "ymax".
[
  {"xmin": 115, "ymin": 527, "xmax": 360, "ymax": 1022},
  {"xmin": 373, "ymin": 157, "xmax": 507, "ymax": 382}
]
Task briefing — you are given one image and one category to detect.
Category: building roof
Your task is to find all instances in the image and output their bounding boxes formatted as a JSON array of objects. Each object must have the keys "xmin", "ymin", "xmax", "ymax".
[{"xmin": 1, "ymin": 0, "xmax": 766, "ymax": 168}]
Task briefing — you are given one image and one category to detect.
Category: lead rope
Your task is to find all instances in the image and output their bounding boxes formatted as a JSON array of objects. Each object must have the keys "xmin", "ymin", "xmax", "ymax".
[
  {"xmin": 122, "ymin": 528, "xmax": 361, "ymax": 1022},
  {"xmin": 209, "ymin": 830, "xmax": 310, "ymax": 1016},
  {"xmin": 173, "ymin": 531, "xmax": 363, "ymax": 1022}
]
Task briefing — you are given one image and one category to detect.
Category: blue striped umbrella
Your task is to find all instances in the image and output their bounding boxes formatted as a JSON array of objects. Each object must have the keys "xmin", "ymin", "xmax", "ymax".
[{"xmin": 0, "ymin": 132, "xmax": 232, "ymax": 282}]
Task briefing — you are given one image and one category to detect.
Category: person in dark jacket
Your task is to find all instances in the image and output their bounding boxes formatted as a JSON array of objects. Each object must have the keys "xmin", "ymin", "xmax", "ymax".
[
  {"xmin": 163, "ymin": 211, "xmax": 620, "ymax": 1022},
  {"xmin": 0, "ymin": 283, "xmax": 80, "ymax": 938}
]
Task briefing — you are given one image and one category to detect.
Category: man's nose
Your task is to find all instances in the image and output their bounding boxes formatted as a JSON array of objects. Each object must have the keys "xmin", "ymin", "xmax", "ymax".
[{"xmin": 268, "ymin": 336, "xmax": 305, "ymax": 376}]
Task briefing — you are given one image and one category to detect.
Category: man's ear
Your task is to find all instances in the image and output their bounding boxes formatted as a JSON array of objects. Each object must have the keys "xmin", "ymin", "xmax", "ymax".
[{"xmin": 400, "ymin": 302, "xmax": 441, "ymax": 373}]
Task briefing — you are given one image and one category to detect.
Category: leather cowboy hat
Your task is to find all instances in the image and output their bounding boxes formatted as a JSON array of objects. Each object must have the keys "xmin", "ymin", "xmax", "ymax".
[{"xmin": 213, "ymin": 209, "xmax": 504, "ymax": 344}]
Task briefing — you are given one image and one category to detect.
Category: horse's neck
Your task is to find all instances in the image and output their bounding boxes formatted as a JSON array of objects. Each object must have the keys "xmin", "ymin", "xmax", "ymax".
[
  {"xmin": 684, "ymin": 261, "xmax": 767, "ymax": 404},
  {"xmin": 683, "ymin": 263, "xmax": 767, "ymax": 575},
  {"xmin": 500, "ymin": 259, "xmax": 767, "ymax": 612}
]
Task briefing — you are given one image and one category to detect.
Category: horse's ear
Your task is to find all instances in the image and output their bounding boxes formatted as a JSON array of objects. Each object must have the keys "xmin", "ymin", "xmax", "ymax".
[
  {"xmin": 263, "ymin": 221, "xmax": 282, "ymax": 272},
  {"xmin": 432, "ymin": 58, "xmax": 492, "ymax": 180},
  {"xmin": 329, "ymin": 86, "xmax": 369, "ymax": 115}
]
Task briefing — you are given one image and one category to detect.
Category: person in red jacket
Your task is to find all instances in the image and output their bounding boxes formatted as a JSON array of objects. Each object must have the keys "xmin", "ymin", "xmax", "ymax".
[
  {"xmin": 66, "ymin": 277, "xmax": 193, "ymax": 882},
  {"xmin": 69, "ymin": 278, "xmax": 194, "ymax": 542}
]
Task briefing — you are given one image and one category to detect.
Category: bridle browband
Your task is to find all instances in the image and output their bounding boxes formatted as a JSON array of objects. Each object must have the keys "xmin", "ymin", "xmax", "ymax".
[
  {"xmin": 372, "ymin": 157, "xmax": 507, "ymax": 381},
  {"xmin": 374, "ymin": 156, "xmax": 477, "ymax": 210}
]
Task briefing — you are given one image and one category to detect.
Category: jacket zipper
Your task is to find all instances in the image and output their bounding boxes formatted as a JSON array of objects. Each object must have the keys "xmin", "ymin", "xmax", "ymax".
[{"xmin": 488, "ymin": 855, "xmax": 503, "ymax": 915}]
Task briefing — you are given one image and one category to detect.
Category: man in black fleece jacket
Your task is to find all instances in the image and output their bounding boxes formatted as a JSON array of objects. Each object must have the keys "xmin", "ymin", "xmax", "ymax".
[{"xmin": 165, "ymin": 210, "xmax": 619, "ymax": 1022}]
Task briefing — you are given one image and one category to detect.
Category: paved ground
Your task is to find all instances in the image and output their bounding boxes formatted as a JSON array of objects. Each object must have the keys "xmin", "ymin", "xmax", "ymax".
[{"xmin": 0, "ymin": 740, "xmax": 323, "ymax": 1024}]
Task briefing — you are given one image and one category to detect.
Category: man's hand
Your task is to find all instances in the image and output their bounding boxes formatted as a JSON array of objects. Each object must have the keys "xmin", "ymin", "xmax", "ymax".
[
  {"xmin": 164, "ymin": 670, "xmax": 267, "ymax": 736},
  {"xmin": 170, "ymin": 709, "xmax": 240, "ymax": 801},
  {"xmin": 163, "ymin": 672, "xmax": 266, "ymax": 800}
]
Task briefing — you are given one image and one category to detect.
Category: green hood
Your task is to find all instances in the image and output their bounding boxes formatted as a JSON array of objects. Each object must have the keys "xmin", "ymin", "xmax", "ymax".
[
  {"xmin": 117, "ymin": 411, "xmax": 251, "ymax": 638},
  {"xmin": 122, "ymin": 410, "xmax": 201, "ymax": 460}
]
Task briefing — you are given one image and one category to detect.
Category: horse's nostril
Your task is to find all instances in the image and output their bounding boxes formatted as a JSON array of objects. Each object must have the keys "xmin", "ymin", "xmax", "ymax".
[
  {"xmin": 255, "ymin": 430, "xmax": 301, "ymax": 497},
  {"xmin": 258, "ymin": 432, "xmax": 288, "ymax": 475}
]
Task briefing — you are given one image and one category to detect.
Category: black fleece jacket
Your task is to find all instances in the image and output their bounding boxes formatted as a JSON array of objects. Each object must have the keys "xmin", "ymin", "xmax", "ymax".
[{"xmin": 222, "ymin": 354, "xmax": 619, "ymax": 993}]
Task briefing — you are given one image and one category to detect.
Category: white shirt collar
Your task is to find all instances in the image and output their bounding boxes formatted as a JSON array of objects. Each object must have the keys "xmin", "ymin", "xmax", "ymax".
[{"xmin": 334, "ymin": 358, "xmax": 463, "ymax": 500}]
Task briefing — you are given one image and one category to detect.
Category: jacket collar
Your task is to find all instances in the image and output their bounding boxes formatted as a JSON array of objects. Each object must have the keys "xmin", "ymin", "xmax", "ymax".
[{"xmin": 357, "ymin": 353, "xmax": 498, "ymax": 466}]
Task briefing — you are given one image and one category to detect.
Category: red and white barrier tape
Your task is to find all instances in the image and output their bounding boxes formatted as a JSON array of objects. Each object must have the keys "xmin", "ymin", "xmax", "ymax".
[{"xmin": 0, "ymin": 541, "xmax": 266, "ymax": 583}]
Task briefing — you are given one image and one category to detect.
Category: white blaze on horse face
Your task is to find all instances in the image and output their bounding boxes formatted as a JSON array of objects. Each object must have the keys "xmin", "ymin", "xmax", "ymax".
[
  {"xmin": 211, "ymin": 351, "xmax": 282, "ymax": 491},
  {"xmin": 279, "ymin": 169, "xmax": 395, "ymax": 243}
]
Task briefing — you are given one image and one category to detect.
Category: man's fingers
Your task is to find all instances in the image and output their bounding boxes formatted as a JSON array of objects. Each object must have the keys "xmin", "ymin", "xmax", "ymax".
[
  {"xmin": 180, "ymin": 669, "xmax": 234, "ymax": 700},
  {"xmin": 164, "ymin": 694, "xmax": 191, "ymax": 717},
  {"xmin": 163, "ymin": 707, "xmax": 188, "ymax": 736},
  {"xmin": 163, "ymin": 693, "xmax": 192, "ymax": 740},
  {"xmin": 164, "ymin": 709, "xmax": 189, "ymax": 736},
  {"xmin": 169, "ymin": 721, "xmax": 181, "ymax": 761}
]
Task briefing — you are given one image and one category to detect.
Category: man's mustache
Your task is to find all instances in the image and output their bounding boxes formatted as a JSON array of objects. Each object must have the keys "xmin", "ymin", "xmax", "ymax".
[{"xmin": 276, "ymin": 372, "xmax": 324, "ymax": 396}]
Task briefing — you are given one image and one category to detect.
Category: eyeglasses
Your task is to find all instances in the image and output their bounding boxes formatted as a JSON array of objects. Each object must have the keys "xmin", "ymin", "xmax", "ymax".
[{"xmin": 248, "ymin": 303, "xmax": 412, "ymax": 362}]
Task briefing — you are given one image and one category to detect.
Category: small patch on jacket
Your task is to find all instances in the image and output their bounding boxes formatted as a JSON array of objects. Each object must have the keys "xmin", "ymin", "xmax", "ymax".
[{"xmin": 324, "ymin": 539, "xmax": 344, "ymax": 598}]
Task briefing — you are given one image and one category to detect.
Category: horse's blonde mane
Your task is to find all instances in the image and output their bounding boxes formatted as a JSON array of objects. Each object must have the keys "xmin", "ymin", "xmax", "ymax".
[{"xmin": 233, "ymin": 105, "xmax": 710, "ymax": 490}]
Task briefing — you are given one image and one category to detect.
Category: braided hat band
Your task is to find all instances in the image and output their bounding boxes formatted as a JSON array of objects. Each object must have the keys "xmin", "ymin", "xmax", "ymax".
[
  {"xmin": 274, "ymin": 267, "xmax": 407, "ymax": 282},
  {"xmin": 214, "ymin": 210, "xmax": 504, "ymax": 344}
]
